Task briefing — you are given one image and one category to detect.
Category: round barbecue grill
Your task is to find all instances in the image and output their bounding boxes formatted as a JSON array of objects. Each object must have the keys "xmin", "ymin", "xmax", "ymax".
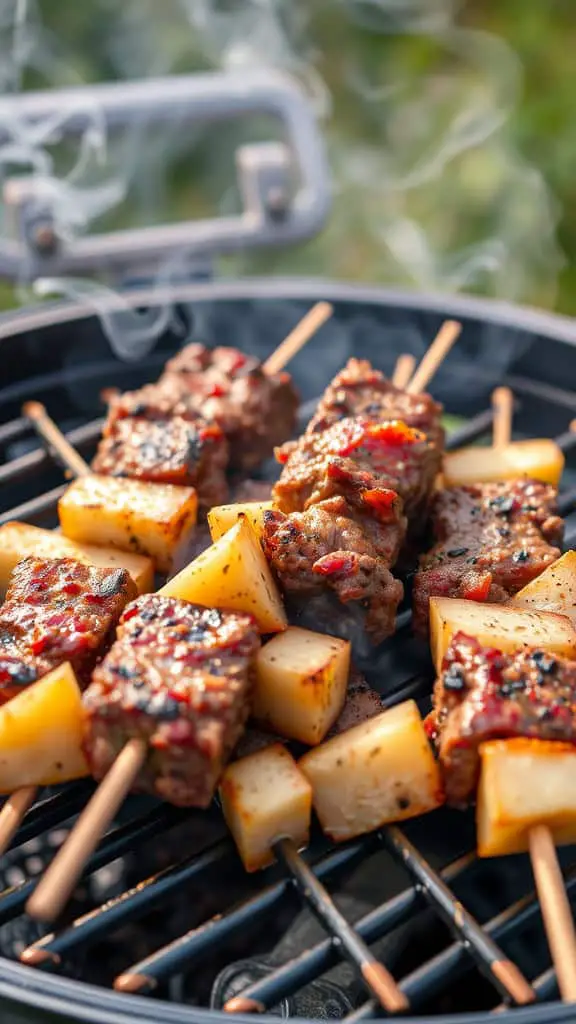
[{"xmin": 1, "ymin": 72, "xmax": 576, "ymax": 1024}]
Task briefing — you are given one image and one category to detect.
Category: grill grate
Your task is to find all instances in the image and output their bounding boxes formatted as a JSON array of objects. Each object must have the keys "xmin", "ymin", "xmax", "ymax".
[{"xmin": 1, "ymin": 347, "xmax": 576, "ymax": 1023}]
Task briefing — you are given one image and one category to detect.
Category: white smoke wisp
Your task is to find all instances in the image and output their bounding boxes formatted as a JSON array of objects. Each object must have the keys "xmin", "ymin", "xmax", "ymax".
[{"xmin": 0, "ymin": 0, "xmax": 566, "ymax": 364}]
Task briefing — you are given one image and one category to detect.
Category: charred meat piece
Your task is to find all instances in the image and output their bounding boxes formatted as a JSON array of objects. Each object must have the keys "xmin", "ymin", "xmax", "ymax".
[
  {"xmin": 94, "ymin": 385, "xmax": 229, "ymax": 509},
  {"xmin": 83, "ymin": 595, "xmax": 260, "ymax": 807},
  {"xmin": 159, "ymin": 343, "xmax": 300, "ymax": 472},
  {"xmin": 273, "ymin": 416, "xmax": 439, "ymax": 526},
  {"xmin": 262, "ymin": 497, "xmax": 404, "ymax": 645},
  {"xmin": 429, "ymin": 632, "xmax": 576, "ymax": 807},
  {"xmin": 0, "ymin": 557, "xmax": 136, "ymax": 702},
  {"xmin": 413, "ymin": 479, "xmax": 563, "ymax": 634},
  {"xmin": 304, "ymin": 358, "xmax": 445, "ymax": 450}
]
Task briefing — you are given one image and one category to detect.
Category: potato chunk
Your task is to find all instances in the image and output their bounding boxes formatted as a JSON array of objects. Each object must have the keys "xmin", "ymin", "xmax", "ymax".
[
  {"xmin": 219, "ymin": 744, "xmax": 312, "ymax": 872},
  {"xmin": 160, "ymin": 515, "xmax": 287, "ymax": 633},
  {"xmin": 59, "ymin": 475, "xmax": 197, "ymax": 574},
  {"xmin": 0, "ymin": 663, "xmax": 89, "ymax": 792},
  {"xmin": 253, "ymin": 627, "xmax": 350, "ymax": 745},
  {"xmin": 299, "ymin": 700, "xmax": 443, "ymax": 842},
  {"xmin": 443, "ymin": 439, "xmax": 564, "ymax": 488},
  {"xmin": 208, "ymin": 501, "xmax": 274, "ymax": 542},
  {"xmin": 430, "ymin": 597, "xmax": 576, "ymax": 673},
  {"xmin": 0, "ymin": 521, "xmax": 154, "ymax": 595},
  {"xmin": 477, "ymin": 738, "xmax": 576, "ymax": 858},
  {"xmin": 509, "ymin": 551, "xmax": 576, "ymax": 627}
]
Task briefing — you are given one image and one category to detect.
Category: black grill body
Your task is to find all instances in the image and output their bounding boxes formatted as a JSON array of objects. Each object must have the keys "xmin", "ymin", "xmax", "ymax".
[{"xmin": 0, "ymin": 278, "xmax": 576, "ymax": 1024}]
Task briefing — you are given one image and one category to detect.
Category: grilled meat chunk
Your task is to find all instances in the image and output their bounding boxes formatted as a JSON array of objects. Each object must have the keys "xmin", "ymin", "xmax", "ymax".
[
  {"xmin": 0, "ymin": 557, "xmax": 136, "ymax": 702},
  {"xmin": 304, "ymin": 358, "xmax": 444, "ymax": 450},
  {"xmin": 429, "ymin": 632, "xmax": 576, "ymax": 807},
  {"xmin": 413, "ymin": 479, "xmax": 563, "ymax": 634},
  {"xmin": 94, "ymin": 392, "xmax": 229, "ymax": 509},
  {"xmin": 83, "ymin": 595, "xmax": 260, "ymax": 807},
  {"xmin": 273, "ymin": 417, "xmax": 438, "ymax": 527},
  {"xmin": 262, "ymin": 497, "xmax": 404, "ymax": 645},
  {"xmin": 159, "ymin": 343, "xmax": 299, "ymax": 471}
]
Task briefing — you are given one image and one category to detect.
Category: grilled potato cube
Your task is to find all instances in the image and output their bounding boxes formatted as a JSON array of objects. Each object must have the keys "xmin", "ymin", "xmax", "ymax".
[
  {"xmin": 220, "ymin": 744, "xmax": 312, "ymax": 872},
  {"xmin": 253, "ymin": 627, "xmax": 350, "ymax": 745},
  {"xmin": 299, "ymin": 700, "xmax": 443, "ymax": 842},
  {"xmin": 430, "ymin": 597, "xmax": 576, "ymax": 673},
  {"xmin": 477, "ymin": 738, "xmax": 576, "ymax": 858},
  {"xmin": 443, "ymin": 439, "xmax": 564, "ymax": 488},
  {"xmin": 59, "ymin": 475, "xmax": 197, "ymax": 574},
  {"xmin": 0, "ymin": 663, "xmax": 88, "ymax": 793},
  {"xmin": 160, "ymin": 515, "xmax": 287, "ymax": 633},
  {"xmin": 208, "ymin": 501, "xmax": 274, "ymax": 542},
  {"xmin": 509, "ymin": 551, "xmax": 576, "ymax": 627},
  {"xmin": 0, "ymin": 521, "xmax": 154, "ymax": 595}
]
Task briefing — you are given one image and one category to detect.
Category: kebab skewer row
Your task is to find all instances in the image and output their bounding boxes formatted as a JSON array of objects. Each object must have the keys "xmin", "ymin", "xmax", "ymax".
[
  {"xmin": 91, "ymin": 302, "xmax": 333, "ymax": 508},
  {"xmin": 429, "ymin": 391, "xmax": 576, "ymax": 1000},
  {"xmin": 262, "ymin": 322, "xmax": 462, "ymax": 647},
  {"xmin": 19, "ymin": 598, "xmax": 405, "ymax": 1010},
  {"xmin": 24, "ymin": 304, "xmax": 331, "ymax": 575}
]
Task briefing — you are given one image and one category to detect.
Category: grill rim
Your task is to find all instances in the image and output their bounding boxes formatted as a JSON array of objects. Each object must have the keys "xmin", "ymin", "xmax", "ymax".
[
  {"xmin": 0, "ymin": 280, "xmax": 575, "ymax": 1024},
  {"xmin": 1, "ymin": 276, "xmax": 576, "ymax": 349}
]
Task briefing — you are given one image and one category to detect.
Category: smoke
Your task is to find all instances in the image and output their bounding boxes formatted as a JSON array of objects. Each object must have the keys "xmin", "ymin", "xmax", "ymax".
[{"xmin": 0, "ymin": 0, "xmax": 565, "ymax": 360}]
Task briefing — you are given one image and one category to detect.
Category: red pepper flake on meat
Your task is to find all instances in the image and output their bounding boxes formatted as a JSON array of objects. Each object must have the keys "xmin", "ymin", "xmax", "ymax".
[
  {"xmin": 82, "ymin": 595, "xmax": 260, "ymax": 808},
  {"xmin": 0, "ymin": 556, "xmax": 137, "ymax": 704},
  {"xmin": 430, "ymin": 632, "xmax": 576, "ymax": 807}
]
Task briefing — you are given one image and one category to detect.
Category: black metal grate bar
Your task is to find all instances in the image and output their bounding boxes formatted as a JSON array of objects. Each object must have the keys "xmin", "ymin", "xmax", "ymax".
[
  {"xmin": 111, "ymin": 840, "xmax": 374, "ymax": 996},
  {"xmin": 347, "ymin": 867, "xmax": 576, "ymax": 1021},
  {"xmin": 0, "ymin": 484, "xmax": 66, "ymax": 527},
  {"xmin": 0, "ymin": 803, "xmax": 197, "ymax": 927},
  {"xmin": 382, "ymin": 829, "xmax": 536, "ymax": 1005},
  {"xmin": 0, "ymin": 418, "xmax": 103, "ymax": 487}
]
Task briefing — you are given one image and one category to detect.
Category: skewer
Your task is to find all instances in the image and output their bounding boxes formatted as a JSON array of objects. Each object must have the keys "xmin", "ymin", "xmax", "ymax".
[
  {"xmin": 391, "ymin": 353, "xmax": 416, "ymax": 389},
  {"xmin": 22, "ymin": 402, "xmax": 90, "ymax": 478},
  {"xmin": 262, "ymin": 301, "xmax": 333, "ymax": 375},
  {"xmin": 0, "ymin": 402, "xmax": 93, "ymax": 858},
  {"xmin": 26, "ymin": 739, "xmax": 146, "ymax": 923},
  {"xmin": 406, "ymin": 320, "xmax": 461, "ymax": 395},
  {"xmin": 491, "ymin": 393, "xmax": 576, "ymax": 1003},
  {"xmin": 491, "ymin": 387, "xmax": 514, "ymax": 450},
  {"xmin": 0, "ymin": 786, "xmax": 37, "ymax": 853}
]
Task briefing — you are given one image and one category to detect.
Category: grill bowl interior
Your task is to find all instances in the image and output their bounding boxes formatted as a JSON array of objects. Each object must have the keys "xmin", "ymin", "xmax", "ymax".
[{"xmin": 0, "ymin": 278, "xmax": 576, "ymax": 1024}]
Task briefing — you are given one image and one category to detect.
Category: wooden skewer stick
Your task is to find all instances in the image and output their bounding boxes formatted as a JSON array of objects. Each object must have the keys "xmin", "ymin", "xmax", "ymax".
[
  {"xmin": 494, "ymin": 389, "xmax": 576, "ymax": 1002},
  {"xmin": 391, "ymin": 353, "xmax": 417, "ymax": 390},
  {"xmin": 23, "ymin": 401, "xmax": 91, "ymax": 478},
  {"xmin": 26, "ymin": 738, "xmax": 146, "ymax": 923},
  {"xmin": 529, "ymin": 826, "xmax": 576, "ymax": 1001},
  {"xmin": 263, "ymin": 301, "xmax": 333, "ymax": 375},
  {"xmin": 0, "ymin": 786, "xmax": 37, "ymax": 855},
  {"xmin": 406, "ymin": 320, "xmax": 462, "ymax": 395},
  {"xmin": 491, "ymin": 387, "xmax": 514, "ymax": 449}
]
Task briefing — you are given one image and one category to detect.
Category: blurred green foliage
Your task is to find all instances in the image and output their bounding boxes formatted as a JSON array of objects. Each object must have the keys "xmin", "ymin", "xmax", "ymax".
[{"xmin": 2, "ymin": 0, "xmax": 575, "ymax": 315}]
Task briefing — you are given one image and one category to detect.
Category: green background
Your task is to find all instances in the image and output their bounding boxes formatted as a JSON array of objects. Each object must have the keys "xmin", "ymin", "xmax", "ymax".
[{"xmin": 3, "ymin": 0, "xmax": 575, "ymax": 315}]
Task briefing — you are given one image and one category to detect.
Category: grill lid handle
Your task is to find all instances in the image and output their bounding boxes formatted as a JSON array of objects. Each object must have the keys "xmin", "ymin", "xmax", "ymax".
[{"xmin": 0, "ymin": 71, "xmax": 330, "ymax": 281}]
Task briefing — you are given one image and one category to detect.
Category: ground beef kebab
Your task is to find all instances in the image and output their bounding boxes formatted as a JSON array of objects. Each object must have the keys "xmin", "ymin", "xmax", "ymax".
[{"xmin": 262, "ymin": 326, "xmax": 460, "ymax": 645}]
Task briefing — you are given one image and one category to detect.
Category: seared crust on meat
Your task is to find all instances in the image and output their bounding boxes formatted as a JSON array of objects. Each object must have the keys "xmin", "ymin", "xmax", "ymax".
[
  {"xmin": 413, "ymin": 479, "xmax": 563, "ymax": 634},
  {"xmin": 305, "ymin": 357, "xmax": 445, "ymax": 450},
  {"xmin": 262, "ymin": 498, "xmax": 404, "ymax": 644},
  {"xmin": 160, "ymin": 343, "xmax": 299, "ymax": 471},
  {"xmin": 0, "ymin": 557, "xmax": 136, "ymax": 701},
  {"xmin": 273, "ymin": 416, "xmax": 438, "ymax": 527},
  {"xmin": 83, "ymin": 595, "xmax": 260, "ymax": 807},
  {"xmin": 93, "ymin": 411, "xmax": 229, "ymax": 508},
  {"xmin": 429, "ymin": 632, "xmax": 576, "ymax": 807}
]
